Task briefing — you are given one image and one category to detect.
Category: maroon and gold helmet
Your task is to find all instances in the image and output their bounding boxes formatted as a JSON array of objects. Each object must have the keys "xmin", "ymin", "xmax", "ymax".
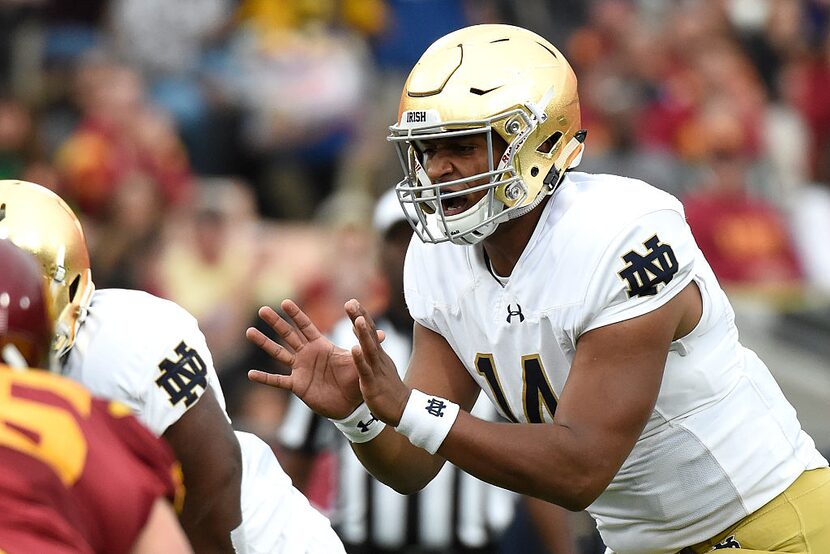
[{"xmin": 0, "ymin": 239, "xmax": 55, "ymax": 369}]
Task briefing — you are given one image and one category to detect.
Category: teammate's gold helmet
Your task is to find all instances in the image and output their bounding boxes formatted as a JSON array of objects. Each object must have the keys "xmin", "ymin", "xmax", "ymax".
[
  {"xmin": 0, "ymin": 180, "xmax": 94, "ymax": 358},
  {"xmin": 388, "ymin": 24, "xmax": 586, "ymax": 245}
]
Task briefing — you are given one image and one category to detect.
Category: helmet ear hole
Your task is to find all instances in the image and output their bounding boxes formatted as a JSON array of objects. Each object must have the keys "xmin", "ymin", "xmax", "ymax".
[
  {"xmin": 530, "ymin": 167, "xmax": 540, "ymax": 177},
  {"xmin": 68, "ymin": 274, "xmax": 80, "ymax": 302},
  {"xmin": 537, "ymin": 132, "xmax": 563, "ymax": 154}
]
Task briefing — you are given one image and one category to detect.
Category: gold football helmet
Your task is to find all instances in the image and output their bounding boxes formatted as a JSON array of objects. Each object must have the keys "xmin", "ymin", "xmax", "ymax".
[
  {"xmin": 0, "ymin": 180, "xmax": 94, "ymax": 359},
  {"xmin": 388, "ymin": 24, "xmax": 586, "ymax": 245}
]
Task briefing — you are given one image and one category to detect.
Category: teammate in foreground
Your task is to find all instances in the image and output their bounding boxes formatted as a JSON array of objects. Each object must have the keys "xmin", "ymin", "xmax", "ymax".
[
  {"xmin": 247, "ymin": 24, "xmax": 830, "ymax": 554},
  {"xmin": 0, "ymin": 180, "xmax": 345, "ymax": 554},
  {"xmin": 0, "ymin": 238, "xmax": 191, "ymax": 554}
]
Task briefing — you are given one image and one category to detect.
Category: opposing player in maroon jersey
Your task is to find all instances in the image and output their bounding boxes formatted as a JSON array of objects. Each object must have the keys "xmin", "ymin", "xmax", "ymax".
[{"xmin": 0, "ymin": 238, "xmax": 192, "ymax": 554}]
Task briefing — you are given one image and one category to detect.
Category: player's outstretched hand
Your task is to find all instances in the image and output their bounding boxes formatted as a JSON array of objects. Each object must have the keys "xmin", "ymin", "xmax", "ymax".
[
  {"xmin": 246, "ymin": 300, "xmax": 363, "ymax": 420},
  {"xmin": 346, "ymin": 299, "xmax": 411, "ymax": 427}
]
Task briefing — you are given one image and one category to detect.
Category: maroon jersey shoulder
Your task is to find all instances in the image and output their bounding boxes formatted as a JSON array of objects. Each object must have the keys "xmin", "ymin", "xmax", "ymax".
[{"xmin": 0, "ymin": 370, "xmax": 182, "ymax": 554}]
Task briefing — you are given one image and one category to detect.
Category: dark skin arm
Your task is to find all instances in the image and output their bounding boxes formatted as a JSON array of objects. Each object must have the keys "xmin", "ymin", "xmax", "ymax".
[
  {"xmin": 349, "ymin": 282, "xmax": 702, "ymax": 509},
  {"xmin": 352, "ymin": 321, "xmax": 481, "ymax": 492},
  {"xmin": 522, "ymin": 496, "xmax": 576, "ymax": 554},
  {"xmin": 162, "ymin": 387, "xmax": 242, "ymax": 553}
]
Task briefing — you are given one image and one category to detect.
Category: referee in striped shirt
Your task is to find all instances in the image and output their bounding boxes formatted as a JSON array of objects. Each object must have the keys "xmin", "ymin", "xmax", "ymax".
[{"xmin": 278, "ymin": 190, "xmax": 575, "ymax": 554}]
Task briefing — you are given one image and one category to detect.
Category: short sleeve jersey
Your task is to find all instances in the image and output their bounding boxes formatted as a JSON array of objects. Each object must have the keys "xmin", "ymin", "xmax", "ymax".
[
  {"xmin": 63, "ymin": 288, "xmax": 229, "ymax": 436},
  {"xmin": 403, "ymin": 172, "xmax": 827, "ymax": 554},
  {"xmin": 0, "ymin": 369, "xmax": 181, "ymax": 554}
]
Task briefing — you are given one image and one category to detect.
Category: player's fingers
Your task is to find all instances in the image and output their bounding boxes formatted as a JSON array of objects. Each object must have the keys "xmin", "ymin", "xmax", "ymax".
[
  {"xmin": 281, "ymin": 299, "xmax": 322, "ymax": 342},
  {"xmin": 258, "ymin": 305, "xmax": 305, "ymax": 350},
  {"xmin": 245, "ymin": 327, "xmax": 296, "ymax": 366},
  {"xmin": 346, "ymin": 299, "xmax": 386, "ymax": 344},
  {"xmin": 353, "ymin": 315, "xmax": 383, "ymax": 371},
  {"xmin": 351, "ymin": 344, "xmax": 372, "ymax": 381},
  {"xmin": 345, "ymin": 299, "xmax": 379, "ymax": 331},
  {"xmin": 248, "ymin": 369, "xmax": 293, "ymax": 390}
]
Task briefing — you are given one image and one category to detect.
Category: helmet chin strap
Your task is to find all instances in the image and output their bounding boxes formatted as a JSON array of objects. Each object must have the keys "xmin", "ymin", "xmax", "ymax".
[
  {"xmin": 451, "ymin": 219, "xmax": 497, "ymax": 245},
  {"xmin": 509, "ymin": 185, "xmax": 549, "ymax": 220}
]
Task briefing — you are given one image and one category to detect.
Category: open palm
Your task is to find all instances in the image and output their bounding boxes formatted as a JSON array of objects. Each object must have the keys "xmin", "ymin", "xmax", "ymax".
[{"xmin": 246, "ymin": 301, "xmax": 363, "ymax": 419}]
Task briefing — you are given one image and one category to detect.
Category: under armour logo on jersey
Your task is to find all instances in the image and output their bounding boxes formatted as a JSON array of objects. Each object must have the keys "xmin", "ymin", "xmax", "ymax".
[
  {"xmin": 357, "ymin": 413, "xmax": 379, "ymax": 433},
  {"xmin": 156, "ymin": 341, "xmax": 208, "ymax": 407},
  {"xmin": 711, "ymin": 535, "xmax": 741, "ymax": 549},
  {"xmin": 618, "ymin": 235, "xmax": 678, "ymax": 298},
  {"xmin": 425, "ymin": 398, "xmax": 447, "ymax": 417},
  {"xmin": 506, "ymin": 304, "xmax": 525, "ymax": 323}
]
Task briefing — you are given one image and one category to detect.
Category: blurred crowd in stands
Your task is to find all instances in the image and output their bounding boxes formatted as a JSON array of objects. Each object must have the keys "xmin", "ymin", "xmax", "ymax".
[{"xmin": 1, "ymin": 1, "xmax": 829, "ymax": 550}]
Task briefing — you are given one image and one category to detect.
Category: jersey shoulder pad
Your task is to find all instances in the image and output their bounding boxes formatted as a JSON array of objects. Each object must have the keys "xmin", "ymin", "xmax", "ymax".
[
  {"xmin": 559, "ymin": 172, "xmax": 685, "ymax": 241},
  {"xmin": 90, "ymin": 289, "xmax": 202, "ymax": 341}
]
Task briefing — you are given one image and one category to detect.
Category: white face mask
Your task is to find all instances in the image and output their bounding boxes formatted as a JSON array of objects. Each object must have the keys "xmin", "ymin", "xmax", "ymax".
[{"xmin": 389, "ymin": 111, "xmax": 533, "ymax": 245}]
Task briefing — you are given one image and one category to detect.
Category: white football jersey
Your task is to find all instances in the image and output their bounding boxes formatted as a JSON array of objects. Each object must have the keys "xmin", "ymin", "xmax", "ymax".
[
  {"xmin": 403, "ymin": 172, "xmax": 828, "ymax": 554},
  {"xmin": 64, "ymin": 288, "xmax": 344, "ymax": 554}
]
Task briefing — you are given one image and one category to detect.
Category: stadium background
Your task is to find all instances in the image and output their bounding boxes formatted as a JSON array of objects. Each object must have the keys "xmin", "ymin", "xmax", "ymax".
[{"xmin": 1, "ymin": 0, "xmax": 828, "ymax": 551}]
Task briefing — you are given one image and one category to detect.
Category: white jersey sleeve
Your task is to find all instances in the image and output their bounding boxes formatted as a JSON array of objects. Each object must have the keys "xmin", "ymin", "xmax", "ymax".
[
  {"xmin": 575, "ymin": 207, "xmax": 697, "ymax": 338},
  {"xmin": 64, "ymin": 289, "xmax": 228, "ymax": 435}
]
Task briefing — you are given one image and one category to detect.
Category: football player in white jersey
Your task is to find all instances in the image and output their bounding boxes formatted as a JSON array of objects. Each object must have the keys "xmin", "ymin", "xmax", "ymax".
[
  {"xmin": 278, "ymin": 188, "xmax": 578, "ymax": 553},
  {"xmin": 0, "ymin": 180, "xmax": 345, "ymax": 554},
  {"xmin": 246, "ymin": 24, "xmax": 830, "ymax": 554}
]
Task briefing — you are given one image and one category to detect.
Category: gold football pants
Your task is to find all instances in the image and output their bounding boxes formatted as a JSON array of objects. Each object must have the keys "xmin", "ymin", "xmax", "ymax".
[{"xmin": 680, "ymin": 467, "xmax": 830, "ymax": 553}]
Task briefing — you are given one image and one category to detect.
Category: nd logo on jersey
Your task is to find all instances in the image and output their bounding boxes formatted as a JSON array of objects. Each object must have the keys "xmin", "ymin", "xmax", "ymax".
[
  {"xmin": 156, "ymin": 341, "xmax": 208, "ymax": 407},
  {"xmin": 618, "ymin": 234, "xmax": 678, "ymax": 298}
]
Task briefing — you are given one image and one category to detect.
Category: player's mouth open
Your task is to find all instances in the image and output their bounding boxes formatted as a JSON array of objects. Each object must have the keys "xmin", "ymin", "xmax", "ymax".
[{"xmin": 441, "ymin": 192, "xmax": 473, "ymax": 216}]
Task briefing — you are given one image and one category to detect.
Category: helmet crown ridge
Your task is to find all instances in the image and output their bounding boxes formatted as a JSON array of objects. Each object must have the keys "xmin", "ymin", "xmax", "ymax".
[{"xmin": 403, "ymin": 26, "xmax": 569, "ymax": 111}]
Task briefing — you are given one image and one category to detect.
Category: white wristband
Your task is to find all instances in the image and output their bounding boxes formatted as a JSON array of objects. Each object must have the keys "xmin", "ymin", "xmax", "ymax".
[
  {"xmin": 331, "ymin": 402, "xmax": 386, "ymax": 443},
  {"xmin": 395, "ymin": 389, "xmax": 460, "ymax": 455}
]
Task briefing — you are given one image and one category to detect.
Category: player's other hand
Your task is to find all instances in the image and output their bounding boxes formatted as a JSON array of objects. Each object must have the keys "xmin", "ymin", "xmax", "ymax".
[
  {"xmin": 246, "ymin": 300, "xmax": 363, "ymax": 419},
  {"xmin": 346, "ymin": 299, "xmax": 410, "ymax": 427}
]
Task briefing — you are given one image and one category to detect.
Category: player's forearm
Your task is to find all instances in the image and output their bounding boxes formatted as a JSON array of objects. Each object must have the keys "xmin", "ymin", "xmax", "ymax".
[
  {"xmin": 164, "ymin": 390, "xmax": 244, "ymax": 553},
  {"xmin": 523, "ymin": 495, "xmax": 576, "ymax": 554},
  {"xmin": 351, "ymin": 425, "xmax": 444, "ymax": 494},
  {"xmin": 438, "ymin": 412, "xmax": 617, "ymax": 511}
]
